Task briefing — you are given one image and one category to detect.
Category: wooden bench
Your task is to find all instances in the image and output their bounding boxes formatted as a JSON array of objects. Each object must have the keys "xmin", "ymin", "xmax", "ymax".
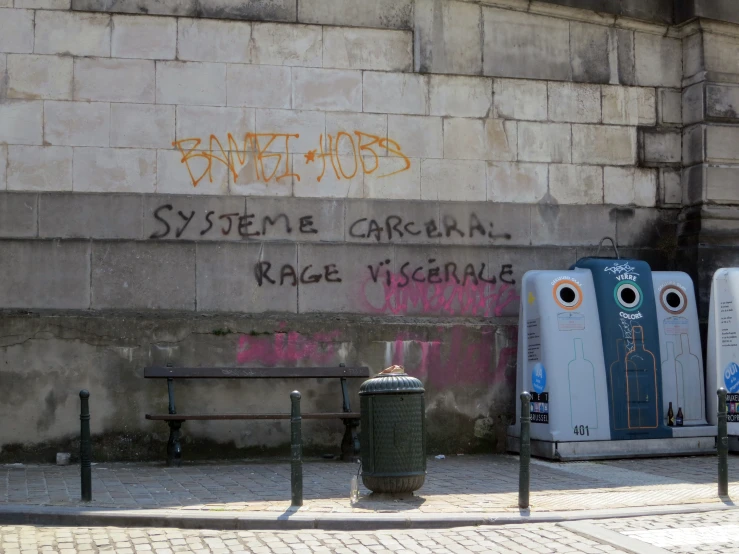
[{"xmin": 144, "ymin": 365, "xmax": 370, "ymax": 466}]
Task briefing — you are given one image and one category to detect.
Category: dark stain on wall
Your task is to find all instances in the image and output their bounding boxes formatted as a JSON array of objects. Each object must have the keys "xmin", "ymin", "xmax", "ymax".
[{"xmin": 36, "ymin": 390, "xmax": 59, "ymax": 433}]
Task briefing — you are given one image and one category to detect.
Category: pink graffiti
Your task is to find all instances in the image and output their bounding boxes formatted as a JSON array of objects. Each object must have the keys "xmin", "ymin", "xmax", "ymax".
[
  {"xmin": 362, "ymin": 273, "xmax": 520, "ymax": 317},
  {"xmin": 236, "ymin": 330, "xmax": 341, "ymax": 366},
  {"xmin": 386, "ymin": 327, "xmax": 517, "ymax": 388},
  {"xmin": 443, "ymin": 326, "xmax": 496, "ymax": 387},
  {"xmin": 493, "ymin": 327, "xmax": 518, "ymax": 387},
  {"xmin": 385, "ymin": 332, "xmax": 441, "ymax": 381}
]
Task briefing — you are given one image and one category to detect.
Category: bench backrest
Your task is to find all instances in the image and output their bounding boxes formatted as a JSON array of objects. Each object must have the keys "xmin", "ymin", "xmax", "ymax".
[{"xmin": 144, "ymin": 366, "xmax": 370, "ymax": 379}]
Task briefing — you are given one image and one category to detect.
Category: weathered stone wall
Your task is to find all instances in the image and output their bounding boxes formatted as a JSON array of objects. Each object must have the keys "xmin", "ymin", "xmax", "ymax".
[
  {"xmin": 0, "ymin": 0, "xmax": 729, "ymax": 460},
  {"xmin": 679, "ymin": 19, "xmax": 739, "ymax": 316},
  {"xmin": 0, "ymin": 313, "xmax": 520, "ymax": 460}
]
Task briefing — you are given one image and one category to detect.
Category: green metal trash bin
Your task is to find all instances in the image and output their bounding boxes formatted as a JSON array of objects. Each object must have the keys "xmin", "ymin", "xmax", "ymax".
[{"xmin": 359, "ymin": 368, "xmax": 426, "ymax": 493}]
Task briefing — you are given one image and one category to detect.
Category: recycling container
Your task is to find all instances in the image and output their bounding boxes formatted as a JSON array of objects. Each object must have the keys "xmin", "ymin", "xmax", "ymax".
[
  {"xmin": 508, "ymin": 251, "xmax": 716, "ymax": 460},
  {"xmin": 653, "ymin": 272, "xmax": 707, "ymax": 426},
  {"xmin": 708, "ymin": 268, "xmax": 739, "ymax": 449},
  {"xmin": 510, "ymin": 268, "xmax": 612, "ymax": 448},
  {"xmin": 573, "ymin": 256, "xmax": 672, "ymax": 440},
  {"xmin": 359, "ymin": 372, "xmax": 426, "ymax": 493}
]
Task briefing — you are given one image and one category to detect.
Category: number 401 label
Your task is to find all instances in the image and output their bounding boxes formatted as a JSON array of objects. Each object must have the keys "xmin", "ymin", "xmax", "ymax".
[{"xmin": 573, "ymin": 425, "xmax": 590, "ymax": 436}]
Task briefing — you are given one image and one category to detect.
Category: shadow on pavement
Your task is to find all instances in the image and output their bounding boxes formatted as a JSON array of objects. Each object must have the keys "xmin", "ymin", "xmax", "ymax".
[{"xmin": 0, "ymin": 453, "xmax": 736, "ymax": 512}]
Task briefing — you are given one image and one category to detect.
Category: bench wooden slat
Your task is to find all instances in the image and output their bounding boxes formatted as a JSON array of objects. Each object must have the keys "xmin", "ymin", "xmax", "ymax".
[
  {"xmin": 146, "ymin": 412, "xmax": 360, "ymax": 421},
  {"xmin": 144, "ymin": 366, "xmax": 370, "ymax": 379},
  {"xmin": 145, "ymin": 365, "xmax": 367, "ymax": 465}
]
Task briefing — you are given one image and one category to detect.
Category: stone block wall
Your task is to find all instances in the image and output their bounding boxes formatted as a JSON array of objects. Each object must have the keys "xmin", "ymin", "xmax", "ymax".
[
  {"xmin": 0, "ymin": 0, "xmax": 727, "ymax": 460},
  {"xmin": 678, "ymin": 19, "xmax": 739, "ymax": 312},
  {"xmin": 0, "ymin": 9, "xmax": 678, "ymax": 202}
]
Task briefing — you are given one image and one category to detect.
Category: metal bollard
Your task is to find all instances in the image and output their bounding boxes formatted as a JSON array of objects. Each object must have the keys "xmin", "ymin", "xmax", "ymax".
[
  {"xmin": 79, "ymin": 390, "xmax": 92, "ymax": 502},
  {"xmin": 718, "ymin": 387, "xmax": 729, "ymax": 497},
  {"xmin": 519, "ymin": 391, "xmax": 531, "ymax": 509},
  {"xmin": 290, "ymin": 391, "xmax": 303, "ymax": 507}
]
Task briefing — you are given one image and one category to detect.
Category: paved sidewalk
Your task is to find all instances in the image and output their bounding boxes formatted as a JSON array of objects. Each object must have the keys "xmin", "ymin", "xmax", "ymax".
[
  {"xmin": 8, "ymin": 509, "xmax": 739, "ymax": 553},
  {"xmin": 0, "ymin": 523, "xmax": 630, "ymax": 553},
  {"xmin": 592, "ymin": 509, "xmax": 739, "ymax": 553},
  {"xmin": 1, "ymin": 454, "xmax": 737, "ymax": 529}
]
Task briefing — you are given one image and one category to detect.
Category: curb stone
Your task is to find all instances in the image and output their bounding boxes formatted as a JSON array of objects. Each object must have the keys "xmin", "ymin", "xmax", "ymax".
[{"xmin": 0, "ymin": 502, "xmax": 736, "ymax": 531}]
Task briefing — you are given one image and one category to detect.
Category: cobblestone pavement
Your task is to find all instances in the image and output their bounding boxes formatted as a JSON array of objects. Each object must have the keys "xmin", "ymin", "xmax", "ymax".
[
  {"xmin": 10, "ymin": 509, "xmax": 739, "ymax": 553},
  {"xmin": 2, "ymin": 454, "xmax": 738, "ymax": 514},
  {"xmin": 594, "ymin": 509, "xmax": 739, "ymax": 553},
  {"xmin": 0, "ymin": 523, "xmax": 631, "ymax": 553}
]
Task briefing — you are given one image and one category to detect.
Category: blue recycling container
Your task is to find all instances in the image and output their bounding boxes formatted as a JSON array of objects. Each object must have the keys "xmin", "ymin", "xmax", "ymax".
[{"xmin": 572, "ymin": 257, "xmax": 671, "ymax": 440}]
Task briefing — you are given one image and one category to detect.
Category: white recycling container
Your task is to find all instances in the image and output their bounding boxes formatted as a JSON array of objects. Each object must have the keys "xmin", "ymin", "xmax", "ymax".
[
  {"xmin": 508, "ymin": 268, "xmax": 612, "ymax": 459},
  {"xmin": 652, "ymin": 272, "xmax": 707, "ymax": 426},
  {"xmin": 707, "ymin": 268, "xmax": 739, "ymax": 448}
]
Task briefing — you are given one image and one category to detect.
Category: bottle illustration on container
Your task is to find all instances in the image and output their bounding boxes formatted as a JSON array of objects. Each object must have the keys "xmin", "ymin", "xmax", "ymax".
[
  {"xmin": 568, "ymin": 338, "xmax": 598, "ymax": 430},
  {"xmin": 609, "ymin": 339, "xmax": 632, "ymax": 431},
  {"xmin": 661, "ymin": 341, "xmax": 679, "ymax": 419},
  {"xmin": 676, "ymin": 407, "xmax": 684, "ymax": 426},
  {"xmin": 675, "ymin": 333, "xmax": 704, "ymax": 423},
  {"xmin": 667, "ymin": 402, "xmax": 675, "ymax": 426},
  {"xmin": 624, "ymin": 325, "xmax": 659, "ymax": 428}
]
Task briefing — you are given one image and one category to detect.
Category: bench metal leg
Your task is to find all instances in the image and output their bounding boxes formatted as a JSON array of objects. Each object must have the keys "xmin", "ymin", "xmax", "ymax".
[
  {"xmin": 339, "ymin": 373, "xmax": 360, "ymax": 462},
  {"xmin": 167, "ymin": 421, "xmax": 182, "ymax": 467},
  {"xmin": 341, "ymin": 419, "xmax": 360, "ymax": 462}
]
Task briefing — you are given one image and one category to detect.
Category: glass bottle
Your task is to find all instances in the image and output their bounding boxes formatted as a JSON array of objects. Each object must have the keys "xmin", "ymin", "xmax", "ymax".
[
  {"xmin": 568, "ymin": 338, "xmax": 598, "ymax": 430},
  {"xmin": 667, "ymin": 401, "xmax": 675, "ymax": 426},
  {"xmin": 676, "ymin": 407, "xmax": 684, "ymax": 426},
  {"xmin": 609, "ymin": 339, "xmax": 630, "ymax": 431},
  {"xmin": 661, "ymin": 342, "xmax": 678, "ymax": 418},
  {"xmin": 624, "ymin": 326, "xmax": 659, "ymax": 428},
  {"xmin": 675, "ymin": 333, "xmax": 704, "ymax": 422},
  {"xmin": 350, "ymin": 475, "xmax": 359, "ymax": 503}
]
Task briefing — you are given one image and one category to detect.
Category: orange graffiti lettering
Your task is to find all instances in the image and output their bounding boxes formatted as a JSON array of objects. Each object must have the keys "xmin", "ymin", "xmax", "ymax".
[
  {"xmin": 304, "ymin": 130, "xmax": 411, "ymax": 182},
  {"xmin": 382, "ymin": 137, "xmax": 412, "ymax": 178},
  {"xmin": 172, "ymin": 132, "xmax": 299, "ymax": 187},
  {"xmin": 336, "ymin": 131, "xmax": 358, "ymax": 179},
  {"xmin": 173, "ymin": 129, "xmax": 411, "ymax": 188}
]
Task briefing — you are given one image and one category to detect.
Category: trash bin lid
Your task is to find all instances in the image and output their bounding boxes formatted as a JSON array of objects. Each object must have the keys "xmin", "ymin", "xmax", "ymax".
[{"xmin": 359, "ymin": 368, "xmax": 424, "ymax": 395}]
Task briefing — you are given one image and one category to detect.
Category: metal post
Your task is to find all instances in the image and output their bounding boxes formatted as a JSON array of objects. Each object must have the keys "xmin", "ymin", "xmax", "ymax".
[
  {"xmin": 718, "ymin": 387, "xmax": 729, "ymax": 497},
  {"xmin": 290, "ymin": 390, "xmax": 303, "ymax": 507},
  {"xmin": 519, "ymin": 391, "xmax": 531, "ymax": 510},
  {"xmin": 79, "ymin": 390, "xmax": 92, "ymax": 502},
  {"xmin": 166, "ymin": 377, "xmax": 182, "ymax": 467}
]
